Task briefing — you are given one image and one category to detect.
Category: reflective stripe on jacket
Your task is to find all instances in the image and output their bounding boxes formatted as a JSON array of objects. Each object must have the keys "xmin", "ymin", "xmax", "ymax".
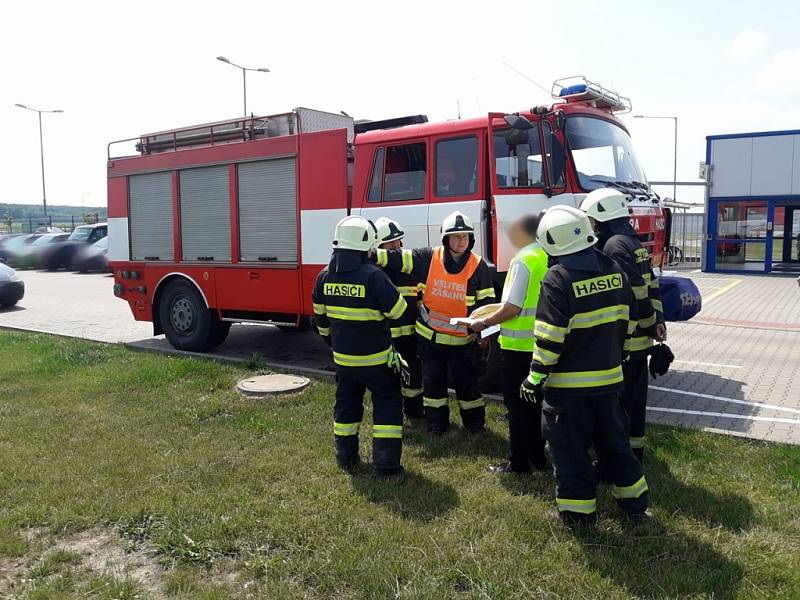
[
  {"xmin": 530, "ymin": 248, "xmax": 638, "ymax": 396},
  {"xmin": 499, "ymin": 243, "xmax": 549, "ymax": 352},
  {"xmin": 379, "ymin": 260, "xmax": 420, "ymax": 339},
  {"xmin": 421, "ymin": 247, "xmax": 479, "ymax": 336},
  {"xmin": 375, "ymin": 244, "xmax": 496, "ymax": 346},
  {"xmin": 602, "ymin": 226, "xmax": 662, "ymax": 356},
  {"xmin": 312, "ymin": 258, "xmax": 406, "ymax": 368}
]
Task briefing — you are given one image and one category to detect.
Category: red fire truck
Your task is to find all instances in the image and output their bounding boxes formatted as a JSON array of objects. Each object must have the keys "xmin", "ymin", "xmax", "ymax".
[{"xmin": 107, "ymin": 77, "xmax": 669, "ymax": 352}]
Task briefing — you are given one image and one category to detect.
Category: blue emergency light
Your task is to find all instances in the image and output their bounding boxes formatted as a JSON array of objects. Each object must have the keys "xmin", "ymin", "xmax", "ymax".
[{"xmin": 559, "ymin": 84, "xmax": 588, "ymax": 97}]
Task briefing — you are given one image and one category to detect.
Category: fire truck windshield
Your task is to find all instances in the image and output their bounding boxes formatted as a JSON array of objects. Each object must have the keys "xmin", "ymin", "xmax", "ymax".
[{"xmin": 565, "ymin": 116, "xmax": 648, "ymax": 191}]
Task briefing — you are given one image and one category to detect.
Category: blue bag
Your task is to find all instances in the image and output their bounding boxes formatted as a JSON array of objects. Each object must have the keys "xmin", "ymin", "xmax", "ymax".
[{"xmin": 659, "ymin": 276, "xmax": 702, "ymax": 322}]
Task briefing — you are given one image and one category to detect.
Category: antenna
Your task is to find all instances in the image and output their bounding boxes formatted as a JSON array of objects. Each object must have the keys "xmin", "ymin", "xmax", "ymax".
[
  {"xmin": 456, "ymin": 99, "xmax": 461, "ymax": 120},
  {"xmin": 501, "ymin": 62, "xmax": 551, "ymax": 97}
]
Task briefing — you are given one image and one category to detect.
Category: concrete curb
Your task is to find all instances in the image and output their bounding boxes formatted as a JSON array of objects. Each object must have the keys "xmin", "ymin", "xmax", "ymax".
[{"xmin": 125, "ymin": 340, "xmax": 338, "ymax": 380}]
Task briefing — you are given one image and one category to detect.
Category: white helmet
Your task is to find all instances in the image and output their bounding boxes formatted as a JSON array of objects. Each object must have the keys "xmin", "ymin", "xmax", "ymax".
[
  {"xmin": 580, "ymin": 188, "xmax": 630, "ymax": 223},
  {"xmin": 332, "ymin": 215, "xmax": 377, "ymax": 252},
  {"xmin": 537, "ymin": 205, "xmax": 597, "ymax": 257},
  {"xmin": 440, "ymin": 211, "xmax": 474, "ymax": 237},
  {"xmin": 374, "ymin": 217, "xmax": 405, "ymax": 244}
]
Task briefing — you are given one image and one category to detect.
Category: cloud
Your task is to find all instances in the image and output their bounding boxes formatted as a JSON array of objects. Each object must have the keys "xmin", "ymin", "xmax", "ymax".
[
  {"xmin": 726, "ymin": 30, "xmax": 768, "ymax": 63},
  {"xmin": 752, "ymin": 49, "xmax": 800, "ymax": 94}
]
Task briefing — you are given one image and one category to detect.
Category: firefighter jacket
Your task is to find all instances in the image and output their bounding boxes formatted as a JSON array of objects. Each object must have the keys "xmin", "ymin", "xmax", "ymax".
[
  {"xmin": 498, "ymin": 242, "xmax": 549, "ymax": 352},
  {"xmin": 375, "ymin": 245, "xmax": 496, "ymax": 346},
  {"xmin": 530, "ymin": 247, "xmax": 638, "ymax": 396},
  {"xmin": 380, "ymin": 266, "xmax": 420, "ymax": 340},
  {"xmin": 598, "ymin": 218, "xmax": 664, "ymax": 356},
  {"xmin": 313, "ymin": 249, "xmax": 407, "ymax": 368}
]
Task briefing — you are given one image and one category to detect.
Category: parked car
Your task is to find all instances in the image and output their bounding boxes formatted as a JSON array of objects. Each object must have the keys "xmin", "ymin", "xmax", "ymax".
[
  {"xmin": 0, "ymin": 234, "xmax": 26, "ymax": 263},
  {"xmin": 39, "ymin": 223, "xmax": 108, "ymax": 270},
  {"xmin": 0, "ymin": 262, "xmax": 24, "ymax": 307},
  {"xmin": 73, "ymin": 236, "xmax": 110, "ymax": 273},
  {"xmin": 2, "ymin": 234, "xmax": 43, "ymax": 268},
  {"xmin": 14, "ymin": 233, "xmax": 70, "ymax": 269}
]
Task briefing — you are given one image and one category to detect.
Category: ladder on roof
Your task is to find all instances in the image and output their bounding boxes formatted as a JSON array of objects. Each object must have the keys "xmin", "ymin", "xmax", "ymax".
[{"xmin": 107, "ymin": 108, "xmax": 354, "ymax": 159}]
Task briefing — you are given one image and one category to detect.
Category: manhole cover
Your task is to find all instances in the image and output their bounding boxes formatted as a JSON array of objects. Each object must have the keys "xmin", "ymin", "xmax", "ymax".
[{"xmin": 237, "ymin": 374, "xmax": 311, "ymax": 396}]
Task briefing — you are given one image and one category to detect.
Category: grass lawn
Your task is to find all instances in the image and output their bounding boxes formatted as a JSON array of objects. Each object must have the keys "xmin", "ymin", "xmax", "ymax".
[{"xmin": 0, "ymin": 330, "xmax": 799, "ymax": 599}]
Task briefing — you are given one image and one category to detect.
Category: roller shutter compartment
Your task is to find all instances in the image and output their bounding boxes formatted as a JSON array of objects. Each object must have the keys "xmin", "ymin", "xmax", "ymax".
[
  {"xmin": 128, "ymin": 171, "xmax": 173, "ymax": 261},
  {"xmin": 180, "ymin": 165, "xmax": 231, "ymax": 262},
  {"xmin": 238, "ymin": 158, "xmax": 298, "ymax": 263}
]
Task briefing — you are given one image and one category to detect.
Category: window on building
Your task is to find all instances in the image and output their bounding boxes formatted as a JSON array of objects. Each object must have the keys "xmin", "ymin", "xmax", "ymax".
[{"xmin": 435, "ymin": 136, "xmax": 478, "ymax": 197}]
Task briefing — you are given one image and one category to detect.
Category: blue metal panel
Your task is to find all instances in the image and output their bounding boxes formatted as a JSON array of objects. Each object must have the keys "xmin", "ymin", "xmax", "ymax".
[
  {"xmin": 706, "ymin": 198, "xmax": 718, "ymax": 272},
  {"xmin": 710, "ymin": 194, "xmax": 800, "ymax": 201},
  {"xmin": 707, "ymin": 128, "xmax": 800, "ymax": 142}
]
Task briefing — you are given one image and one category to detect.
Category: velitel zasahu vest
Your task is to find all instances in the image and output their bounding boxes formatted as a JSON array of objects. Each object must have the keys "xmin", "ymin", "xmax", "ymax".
[{"xmin": 421, "ymin": 246, "xmax": 479, "ymax": 336}]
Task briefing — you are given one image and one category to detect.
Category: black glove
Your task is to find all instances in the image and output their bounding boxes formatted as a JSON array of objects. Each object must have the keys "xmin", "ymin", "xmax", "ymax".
[
  {"xmin": 649, "ymin": 343, "xmax": 675, "ymax": 379},
  {"xmin": 519, "ymin": 375, "xmax": 544, "ymax": 404}
]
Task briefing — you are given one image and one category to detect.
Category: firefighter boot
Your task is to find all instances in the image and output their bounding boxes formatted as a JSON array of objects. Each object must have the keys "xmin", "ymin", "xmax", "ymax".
[
  {"xmin": 459, "ymin": 401, "xmax": 486, "ymax": 434},
  {"xmin": 334, "ymin": 435, "xmax": 359, "ymax": 471},
  {"xmin": 372, "ymin": 438, "xmax": 404, "ymax": 478},
  {"xmin": 403, "ymin": 392, "xmax": 424, "ymax": 419},
  {"xmin": 547, "ymin": 507, "xmax": 597, "ymax": 530},
  {"xmin": 425, "ymin": 404, "xmax": 450, "ymax": 435}
]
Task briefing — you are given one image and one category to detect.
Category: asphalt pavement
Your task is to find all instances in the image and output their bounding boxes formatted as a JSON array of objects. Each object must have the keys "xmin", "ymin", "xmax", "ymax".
[{"xmin": 1, "ymin": 268, "xmax": 799, "ymax": 445}]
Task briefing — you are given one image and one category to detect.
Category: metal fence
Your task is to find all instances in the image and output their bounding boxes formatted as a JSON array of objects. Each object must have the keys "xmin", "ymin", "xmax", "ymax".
[
  {"xmin": 2, "ymin": 215, "xmax": 101, "ymax": 234},
  {"xmin": 668, "ymin": 211, "xmax": 705, "ymax": 266}
]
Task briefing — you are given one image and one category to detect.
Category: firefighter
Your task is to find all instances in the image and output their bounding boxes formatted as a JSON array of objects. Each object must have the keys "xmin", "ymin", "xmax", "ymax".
[
  {"xmin": 580, "ymin": 188, "xmax": 666, "ymax": 462},
  {"xmin": 374, "ymin": 217, "xmax": 424, "ymax": 419},
  {"xmin": 312, "ymin": 216, "xmax": 408, "ymax": 477},
  {"xmin": 520, "ymin": 205, "xmax": 649, "ymax": 527},
  {"xmin": 471, "ymin": 214, "xmax": 549, "ymax": 473},
  {"xmin": 374, "ymin": 211, "xmax": 496, "ymax": 435}
]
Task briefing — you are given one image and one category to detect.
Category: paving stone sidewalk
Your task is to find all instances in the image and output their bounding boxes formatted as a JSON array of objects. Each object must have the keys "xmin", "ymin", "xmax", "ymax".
[{"xmin": 647, "ymin": 271, "xmax": 800, "ymax": 444}]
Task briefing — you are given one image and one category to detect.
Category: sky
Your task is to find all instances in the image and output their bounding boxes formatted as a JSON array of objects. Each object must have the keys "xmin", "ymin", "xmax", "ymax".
[{"xmin": 3, "ymin": 0, "xmax": 800, "ymax": 210}]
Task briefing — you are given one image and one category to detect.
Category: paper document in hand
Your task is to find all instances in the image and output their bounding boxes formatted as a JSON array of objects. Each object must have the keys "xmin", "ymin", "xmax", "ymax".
[{"xmin": 448, "ymin": 317, "xmax": 500, "ymax": 338}]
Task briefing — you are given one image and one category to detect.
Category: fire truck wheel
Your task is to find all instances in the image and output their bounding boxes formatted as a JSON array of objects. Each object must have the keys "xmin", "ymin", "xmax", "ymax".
[
  {"xmin": 159, "ymin": 280, "xmax": 215, "ymax": 352},
  {"xmin": 204, "ymin": 320, "xmax": 231, "ymax": 351}
]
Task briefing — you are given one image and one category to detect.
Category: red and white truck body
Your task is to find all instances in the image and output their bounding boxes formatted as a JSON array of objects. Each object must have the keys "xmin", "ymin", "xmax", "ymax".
[{"xmin": 107, "ymin": 79, "xmax": 668, "ymax": 351}]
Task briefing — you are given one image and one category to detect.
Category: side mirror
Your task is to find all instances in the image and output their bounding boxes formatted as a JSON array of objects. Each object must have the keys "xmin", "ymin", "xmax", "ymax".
[
  {"xmin": 503, "ymin": 114, "xmax": 534, "ymax": 130},
  {"xmin": 554, "ymin": 110, "xmax": 566, "ymax": 132}
]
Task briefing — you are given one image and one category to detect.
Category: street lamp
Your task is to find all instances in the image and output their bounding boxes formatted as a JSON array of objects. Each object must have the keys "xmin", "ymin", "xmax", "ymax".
[
  {"xmin": 216, "ymin": 56, "xmax": 270, "ymax": 117},
  {"xmin": 634, "ymin": 114, "xmax": 678, "ymax": 204},
  {"xmin": 15, "ymin": 103, "xmax": 64, "ymax": 217}
]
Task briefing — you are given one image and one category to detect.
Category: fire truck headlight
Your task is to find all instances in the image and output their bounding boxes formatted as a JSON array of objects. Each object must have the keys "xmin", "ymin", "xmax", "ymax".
[
  {"xmin": 113, "ymin": 283, "xmax": 125, "ymax": 296},
  {"xmin": 137, "ymin": 285, "xmax": 147, "ymax": 294},
  {"xmin": 120, "ymin": 271, "xmax": 129, "ymax": 279},
  {"xmin": 129, "ymin": 271, "xmax": 140, "ymax": 280}
]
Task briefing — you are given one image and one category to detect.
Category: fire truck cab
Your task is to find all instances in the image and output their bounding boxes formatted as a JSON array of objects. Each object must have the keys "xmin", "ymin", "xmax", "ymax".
[{"xmin": 107, "ymin": 77, "xmax": 667, "ymax": 352}]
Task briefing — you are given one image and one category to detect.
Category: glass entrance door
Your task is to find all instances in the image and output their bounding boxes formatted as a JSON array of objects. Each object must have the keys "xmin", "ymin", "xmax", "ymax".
[
  {"xmin": 772, "ymin": 205, "xmax": 800, "ymax": 271},
  {"xmin": 710, "ymin": 200, "xmax": 769, "ymax": 272}
]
